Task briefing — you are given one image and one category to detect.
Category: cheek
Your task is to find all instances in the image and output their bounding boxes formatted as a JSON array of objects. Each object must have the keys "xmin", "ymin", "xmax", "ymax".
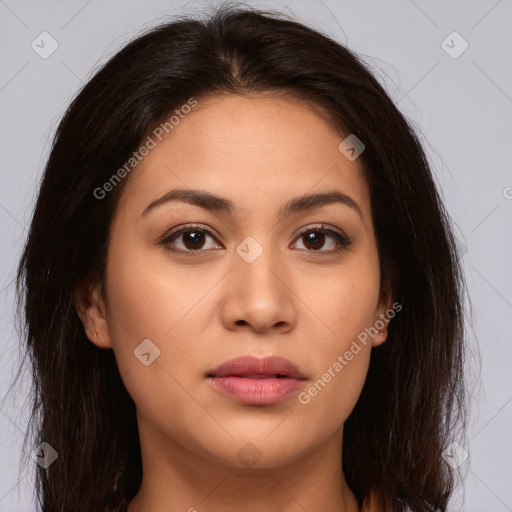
[
  {"xmin": 292, "ymin": 306, "xmax": 376, "ymax": 443},
  {"xmin": 104, "ymin": 224, "xmax": 217, "ymax": 342},
  {"xmin": 103, "ymin": 243, "xmax": 212, "ymax": 441},
  {"xmin": 292, "ymin": 252, "xmax": 381, "ymax": 424},
  {"xmin": 294, "ymin": 348, "xmax": 370, "ymax": 450},
  {"xmin": 299, "ymin": 250, "xmax": 381, "ymax": 342},
  {"xmin": 102, "ymin": 226, "xmax": 194, "ymax": 378}
]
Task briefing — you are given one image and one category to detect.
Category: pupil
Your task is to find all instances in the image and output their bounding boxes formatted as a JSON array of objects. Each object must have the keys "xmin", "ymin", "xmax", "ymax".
[
  {"xmin": 305, "ymin": 231, "xmax": 324, "ymax": 250},
  {"xmin": 184, "ymin": 231, "xmax": 205, "ymax": 249}
]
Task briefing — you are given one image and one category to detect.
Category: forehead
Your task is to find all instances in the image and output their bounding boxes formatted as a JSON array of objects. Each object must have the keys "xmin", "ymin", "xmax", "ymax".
[{"xmin": 116, "ymin": 93, "xmax": 370, "ymax": 221}]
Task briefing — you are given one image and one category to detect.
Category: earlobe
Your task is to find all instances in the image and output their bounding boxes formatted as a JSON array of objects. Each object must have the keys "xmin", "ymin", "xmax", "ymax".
[
  {"xmin": 372, "ymin": 290, "xmax": 395, "ymax": 347},
  {"xmin": 372, "ymin": 328, "xmax": 388, "ymax": 347},
  {"xmin": 73, "ymin": 277, "xmax": 112, "ymax": 349}
]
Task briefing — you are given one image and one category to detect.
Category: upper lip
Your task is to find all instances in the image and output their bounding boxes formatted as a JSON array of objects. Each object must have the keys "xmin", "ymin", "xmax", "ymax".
[{"xmin": 207, "ymin": 355, "xmax": 306, "ymax": 379}]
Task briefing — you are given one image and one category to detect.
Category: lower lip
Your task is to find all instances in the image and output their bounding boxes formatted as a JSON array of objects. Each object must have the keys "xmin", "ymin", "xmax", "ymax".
[{"xmin": 208, "ymin": 376, "xmax": 304, "ymax": 405}]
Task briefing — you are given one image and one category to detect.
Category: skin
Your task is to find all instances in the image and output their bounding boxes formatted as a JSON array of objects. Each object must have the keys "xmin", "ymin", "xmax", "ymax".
[{"xmin": 75, "ymin": 93, "xmax": 392, "ymax": 512}]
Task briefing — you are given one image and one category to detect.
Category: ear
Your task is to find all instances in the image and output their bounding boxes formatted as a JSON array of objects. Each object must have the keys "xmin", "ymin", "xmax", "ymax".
[
  {"xmin": 73, "ymin": 277, "xmax": 112, "ymax": 349},
  {"xmin": 371, "ymin": 284, "xmax": 395, "ymax": 348}
]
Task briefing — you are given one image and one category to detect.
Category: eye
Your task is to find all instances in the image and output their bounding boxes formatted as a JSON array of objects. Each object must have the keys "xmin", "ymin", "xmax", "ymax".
[
  {"xmin": 291, "ymin": 224, "xmax": 351, "ymax": 253},
  {"xmin": 159, "ymin": 223, "xmax": 351, "ymax": 255},
  {"xmin": 160, "ymin": 224, "xmax": 222, "ymax": 253}
]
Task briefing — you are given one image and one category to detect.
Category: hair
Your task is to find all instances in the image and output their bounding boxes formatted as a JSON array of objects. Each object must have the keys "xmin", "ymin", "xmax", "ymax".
[{"xmin": 10, "ymin": 3, "xmax": 467, "ymax": 511}]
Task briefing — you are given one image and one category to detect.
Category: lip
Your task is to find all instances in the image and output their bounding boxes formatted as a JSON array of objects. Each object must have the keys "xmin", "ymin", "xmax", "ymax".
[{"xmin": 206, "ymin": 355, "xmax": 306, "ymax": 405}]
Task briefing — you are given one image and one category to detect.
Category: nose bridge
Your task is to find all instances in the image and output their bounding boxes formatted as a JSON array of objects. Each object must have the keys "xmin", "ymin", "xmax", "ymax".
[
  {"xmin": 234, "ymin": 234, "xmax": 284, "ymax": 297},
  {"xmin": 221, "ymin": 234, "xmax": 296, "ymax": 333}
]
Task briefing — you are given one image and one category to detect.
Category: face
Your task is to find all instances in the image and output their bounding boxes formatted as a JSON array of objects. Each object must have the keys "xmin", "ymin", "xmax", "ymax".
[{"xmin": 76, "ymin": 93, "xmax": 392, "ymax": 470}]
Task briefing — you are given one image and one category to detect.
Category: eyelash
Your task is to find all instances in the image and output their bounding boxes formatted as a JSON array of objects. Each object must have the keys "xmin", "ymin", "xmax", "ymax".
[{"xmin": 159, "ymin": 223, "xmax": 351, "ymax": 255}]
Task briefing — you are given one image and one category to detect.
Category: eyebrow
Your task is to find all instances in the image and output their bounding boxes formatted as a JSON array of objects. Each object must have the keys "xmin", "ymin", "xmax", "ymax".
[{"xmin": 140, "ymin": 188, "xmax": 364, "ymax": 222}]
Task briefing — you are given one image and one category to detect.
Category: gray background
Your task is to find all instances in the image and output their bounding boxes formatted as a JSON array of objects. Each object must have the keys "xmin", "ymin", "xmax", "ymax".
[{"xmin": 0, "ymin": 0, "xmax": 511, "ymax": 510}]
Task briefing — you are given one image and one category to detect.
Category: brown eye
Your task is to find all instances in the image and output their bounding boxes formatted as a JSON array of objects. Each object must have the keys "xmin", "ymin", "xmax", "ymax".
[
  {"xmin": 302, "ymin": 231, "xmax": 327, "ymax": 250},
  {"xmin": 160, "ymin": 225, "xmax": 222, "ymax": 253},
  {"xmin": 177, "ymin": 230, "xmax": 207, "ymax": 250},
  {"xmin": 292, "ymin": 226, "xmax": 351, "ymax": 252}
]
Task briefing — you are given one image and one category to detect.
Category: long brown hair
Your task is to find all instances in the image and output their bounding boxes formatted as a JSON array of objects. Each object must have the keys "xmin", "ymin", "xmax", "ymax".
[{"xmin": 11, "ymin": 4, "xmax": 467, "ymax": 511}]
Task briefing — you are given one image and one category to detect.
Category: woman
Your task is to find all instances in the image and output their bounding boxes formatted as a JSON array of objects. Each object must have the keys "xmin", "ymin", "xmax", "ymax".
[{"xmin": 14, "ymin": 4, "xmax": 466, "ymax": 511}]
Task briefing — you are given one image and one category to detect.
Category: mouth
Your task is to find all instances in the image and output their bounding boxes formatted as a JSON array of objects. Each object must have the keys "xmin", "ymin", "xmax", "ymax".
[{"xmin": 206, "ymin": 355, "xmax": 307, "ymax": 405}]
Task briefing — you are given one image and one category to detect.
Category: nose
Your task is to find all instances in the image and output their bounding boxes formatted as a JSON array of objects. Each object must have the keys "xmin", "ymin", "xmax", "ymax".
[{"xmin": 220, "ymin": 248, "xmax": 297, "ymax": 335}]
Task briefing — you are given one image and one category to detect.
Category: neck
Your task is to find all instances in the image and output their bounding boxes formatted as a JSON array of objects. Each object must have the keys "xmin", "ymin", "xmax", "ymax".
[{"xmin": 127, "ymin": 414, "xmax": 359, "ymax": 512}]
